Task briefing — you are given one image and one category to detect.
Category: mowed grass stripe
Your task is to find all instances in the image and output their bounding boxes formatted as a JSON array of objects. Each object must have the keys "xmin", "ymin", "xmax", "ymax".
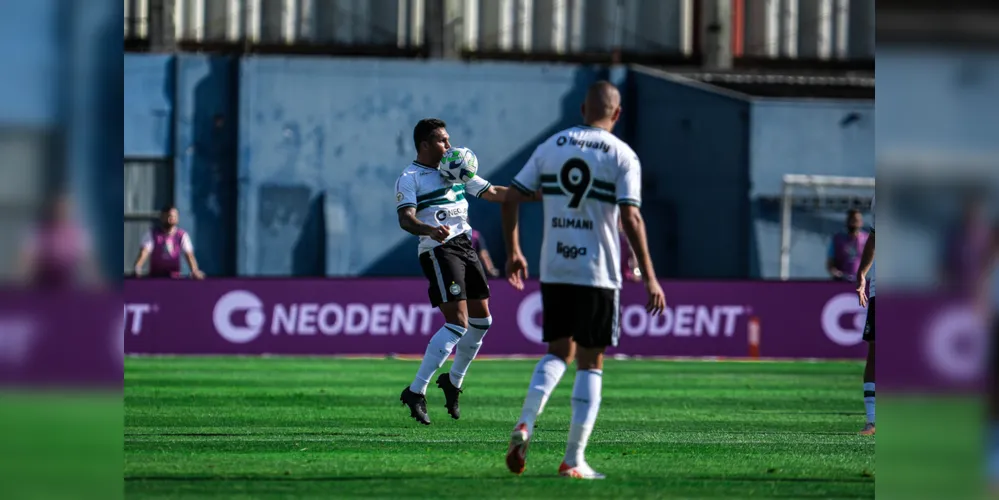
[{"xmin": 125, "ymin": 358, "xmax": 874, "ymax": 499}]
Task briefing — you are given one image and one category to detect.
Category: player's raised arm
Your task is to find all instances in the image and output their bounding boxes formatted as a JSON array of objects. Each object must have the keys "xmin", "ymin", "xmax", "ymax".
[{"xmin": 465, "ymin": 174, "xmax": 509, "ymax": 203}]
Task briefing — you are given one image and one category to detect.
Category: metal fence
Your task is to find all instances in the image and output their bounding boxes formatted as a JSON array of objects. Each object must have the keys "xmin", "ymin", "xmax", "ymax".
[{"xmin": 124, "ymin": 0, "xmax": 875, "ymax": 60}]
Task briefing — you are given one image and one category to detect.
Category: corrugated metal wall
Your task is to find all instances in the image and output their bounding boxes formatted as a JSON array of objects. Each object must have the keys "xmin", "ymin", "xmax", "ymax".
[{"xmin": 124, "ymin": 0, "xmax": 874, "ymax": 59}]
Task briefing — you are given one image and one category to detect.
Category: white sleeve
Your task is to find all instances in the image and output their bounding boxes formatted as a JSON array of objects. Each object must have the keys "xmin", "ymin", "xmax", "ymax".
[
  {"xmin": 465, "ymin": 173, "xmax": 492, "ymax": 198},
  {"xmin": 395, "ymin": 174, "xmax": 417, "ymax": 210},
  {"xmin": 511, "ymin": 145, "xmax": 543, "ymax": 195},
  {"xmin": 140, "ymin": 230, "xmax": 154, "ymax": 251},
  {"xmin": 181, "ymin": 232, "xmax": 194, "ymax": 253},
  {"xmin": 616, "ymin": 151, "xmax": 642, "ymax": 207}
]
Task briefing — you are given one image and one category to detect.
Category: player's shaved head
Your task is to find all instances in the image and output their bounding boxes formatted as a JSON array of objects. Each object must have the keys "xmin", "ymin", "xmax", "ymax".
[{"xmin": 582, "ymin": 80, "xmax": 621, "ymax": 129}]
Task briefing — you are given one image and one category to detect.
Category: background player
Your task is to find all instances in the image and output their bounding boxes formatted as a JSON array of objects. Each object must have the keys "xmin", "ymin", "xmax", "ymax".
[
  {"xmin": 500, "ymin": 81, "xmax": 666, "ymax": 479},
  {"xmin": 395, "ymin": 118, "xmax": 508, "ymax": 425},
  {"xmin": 855, "ymin": 196, "xmax": 875, "ymax": 436}
]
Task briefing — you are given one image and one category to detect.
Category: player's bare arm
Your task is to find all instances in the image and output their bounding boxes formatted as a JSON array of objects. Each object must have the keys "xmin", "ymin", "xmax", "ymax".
[
  {"xmin": 500, "ymin": 186, "xmax": 537, "ymax": 290},
  {"xmin": 479, "ymin": 185, "xmax": 509, "ymax": 203},
  {"xmin": 619, "ymin": 204, "xmax": 665, "ymax": 315},
  {"xmin": 398, "ymin": 206, "xmax": 450, "ymax": 242},
  {"xmin": 855, "ymin": 231, "xmax": 875, "ymax": 307}
]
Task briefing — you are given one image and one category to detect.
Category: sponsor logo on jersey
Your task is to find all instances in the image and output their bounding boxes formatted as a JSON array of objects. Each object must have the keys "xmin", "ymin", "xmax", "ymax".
[
  {"xmin": 556, "ymin": 242, "xmax": 587, "ymax": 259},
  {"xmin": 555, "ymin": 135, "xmax": 611, "ymax": 153},
  {"xmin": 551, "ymin": 217, "xmax": 593, "ymax": 230},
  {"xmin": 435, "ymin": 207, "xmax": 468, "ymax": 221}
]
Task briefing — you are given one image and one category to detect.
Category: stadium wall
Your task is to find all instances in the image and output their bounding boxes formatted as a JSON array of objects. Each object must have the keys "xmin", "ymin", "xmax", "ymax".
[
  {"xmin": 123, "ymin": 55, "xmax": 175, "ymax": 158},
  {"xmin": 236, "ymin": 58, "xmax": 602, "ymax": 276},
  {"xmin": 122, "ymin": 55, "xmax": 875, "ymax": 279},
  {"xmin": 748, "ymin": 100, "xmax": 876, "ymax": 279},
  {"xmin": 630, "ymin": 68, "xmax": 751, "ymax": 279}
]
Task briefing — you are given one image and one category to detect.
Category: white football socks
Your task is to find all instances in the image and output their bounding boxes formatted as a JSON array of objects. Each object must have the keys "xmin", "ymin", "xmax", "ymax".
[
  {"xmin": 564, "ymin": 369, "xmax": 603, "ymax": 468},
  {"xmin": 863, "ymin": 382, "xmax": 875, "ymax": 424},
  {"xmin": 449, "ymin": 316, "xmax": 491, "ymax": 388},
  {"xmin": 517, "ymin": 354, "xmax": 568, "ymax": 435},
  {"xmin": 409, "ymin": 323, "xmax": 465, "ymax": 394}
]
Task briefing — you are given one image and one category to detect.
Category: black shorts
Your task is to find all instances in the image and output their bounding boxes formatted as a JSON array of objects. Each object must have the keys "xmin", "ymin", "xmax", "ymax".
[
  {"xmin": 541, "ymin": 283, "xmax": 620, "ymax": 349},
  {"xmin": 862, "ymin": 296, "xmax": 875, "ymax": 343},
  {"xmin": 419, "ymin": 233, "xmax": 490, "ymax": 308}
]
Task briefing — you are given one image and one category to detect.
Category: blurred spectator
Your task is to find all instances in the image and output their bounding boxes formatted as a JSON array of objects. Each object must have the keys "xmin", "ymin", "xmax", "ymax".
[
  {"xmin": 132, "ymin": 206, "xmax": 204, "ymax": 279},
  {"xmin": 940, "ymin": 198, "xmax": 992, "ymax": 297},
  {"xmin": 468, "ymin": 222, "xmax": 500, "ymax": 277},
  {"xmin": 618, "ymin": 218, "xmax": 642, "ymax": 283},
  {"xmin": 826, "ymin": 209, "xmax": 869, "ymax": 282},
  {"xmin": 16, "ymin": 192, "xmax": 103, "ymax": 289}
]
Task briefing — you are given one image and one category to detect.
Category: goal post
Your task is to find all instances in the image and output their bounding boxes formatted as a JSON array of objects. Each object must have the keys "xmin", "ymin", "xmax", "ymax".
[{"xmin": 779, "ymin": 174, "xmax": 876, "ymax": 281}]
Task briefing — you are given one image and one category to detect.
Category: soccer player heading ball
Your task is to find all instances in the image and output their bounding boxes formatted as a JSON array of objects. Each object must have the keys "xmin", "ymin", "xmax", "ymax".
[
  {"xmin": 501, "ymin": 80, "xmax": 666, "ymax": 479},
  {"xmin": 394, "ymin": 119, "xmax": 508, "ymax": 425}
]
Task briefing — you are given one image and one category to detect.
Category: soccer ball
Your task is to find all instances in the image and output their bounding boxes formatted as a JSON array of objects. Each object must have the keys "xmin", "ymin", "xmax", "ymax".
[{"xmin": 439, "ymin": 147, "xmax": 478, "ymax": 184}]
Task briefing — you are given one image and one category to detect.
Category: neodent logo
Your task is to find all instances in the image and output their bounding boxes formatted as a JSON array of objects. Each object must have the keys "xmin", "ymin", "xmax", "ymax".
[
  {"xmin": 924, "ymin": 304, "xmax": 987, "ymax": 382},
  {"xmin": 516, "ymin": 291, "xmax": 746, "ymax": 344},
  {"xmin": 820, "ymin": 293, "xmax": 867, "ymax": 346},
  {"xmin": 124, "ymin": 303, "xmax": 157, "ymax": 335},
  {"xmin": 211, "ymin": 290, "xmax": 442, "ymax": 344},
  {"xmin": 213, "ymin": 291, "xmax": 266, "ymax": 343}
]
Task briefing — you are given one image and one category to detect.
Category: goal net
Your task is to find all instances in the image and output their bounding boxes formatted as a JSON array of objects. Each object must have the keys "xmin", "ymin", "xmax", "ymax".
[{"xmin": 779, "ymin": 174, "xmax": 875, "ymax": 281}]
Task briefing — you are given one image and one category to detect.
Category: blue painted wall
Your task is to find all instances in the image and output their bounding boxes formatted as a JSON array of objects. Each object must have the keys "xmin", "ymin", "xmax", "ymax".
[
  {"xmin": 0, "ymin": 0, "xmax": 122, "ymax": 280},
  {"xmin": 631, "ymin": 70, "xmax": 751, "ymax": 279},
  {"xmin": 748, "ymin": 100, "xmax": 875, "ymax": 279},
  {"xmin": 237, "ymin": 57, "xmax": 600, "ymax": 276},
  {"xmin": 0, "ymin": 1, "xmax": 60, "ymax": 126},
  {"xmin": 122, "ymin": 55, "xmax": 876, "ymax": 279},
  {"xmin": 124, "ymin": 55, "xmax": 175, "ymax": 158},
  {"xmin": 876, "ymin": 48, "xmax": 999, "ymax": 287},
  {"xmin": 173, "ymin": 56, "xmax": 238, "ymax": 277}
]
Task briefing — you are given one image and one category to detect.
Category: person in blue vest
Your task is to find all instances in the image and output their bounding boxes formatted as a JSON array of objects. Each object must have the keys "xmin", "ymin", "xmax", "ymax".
[{"xmin": 827, "ymin": 209, "xmax": 869, "ymax": 282}]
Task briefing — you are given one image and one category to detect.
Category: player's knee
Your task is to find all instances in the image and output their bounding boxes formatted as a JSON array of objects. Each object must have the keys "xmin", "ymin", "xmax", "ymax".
[
  {"xmin": 439, "ymin": 305, "xmax": 468, "ymax": 328},
  {"xmin": 467, "ymin": 299, "xmax": 490, "ymax": 319},
  {"xmin": 547, "ymin": 339, "xmax": 574, "ymax": 364},
  {"xmin": 575, "ymin": 347, "xmax": 605, "ymax": 371}
]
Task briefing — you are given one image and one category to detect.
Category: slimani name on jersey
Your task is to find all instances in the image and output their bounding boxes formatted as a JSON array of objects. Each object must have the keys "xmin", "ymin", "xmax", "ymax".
[{"xmin": 552, "ymin": 217, "xmax": 593, "ymax": 230}]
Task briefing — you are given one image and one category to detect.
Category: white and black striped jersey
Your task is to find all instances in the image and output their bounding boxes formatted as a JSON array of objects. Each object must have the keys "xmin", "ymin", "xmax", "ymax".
[
  {"xmin": 512, "ymin": 125, "xmax": 642, "ymax": 289},
  {"xmin": 395, "ymin": 161, "xmax": 493, "ymax": 255}
]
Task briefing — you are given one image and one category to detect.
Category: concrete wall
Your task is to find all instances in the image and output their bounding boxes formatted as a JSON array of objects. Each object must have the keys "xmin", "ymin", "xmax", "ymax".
[
  {"xmin": 123, "ymin": 55, "xmax": 175, "ymax": 158},
  {"xmin": 237, "ymin": 57, "xmax": 601, "ymax": 276},
  {"xmin": 877, "ymin": 47, "xmax": 999, "ymax": 287},
  {"xmin": 748, "ymin": 99, "xmax": 875, "ymax": 279},
  {"xmin": 630, "ymin": 69, "xmax": 751, "ymax": 279},
  {"xmin": 1, "ymin": 0, "xmax": 121, "ymax": 280},
  {"xmin": 122, "ymin": 55, "xmax": 876, "ymax": 279}
]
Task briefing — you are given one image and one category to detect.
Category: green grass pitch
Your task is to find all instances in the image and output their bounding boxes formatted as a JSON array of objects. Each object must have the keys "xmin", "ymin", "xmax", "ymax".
[{"xmin": 125, "ymin": 357, "xmax": 875, "ymax": 499}]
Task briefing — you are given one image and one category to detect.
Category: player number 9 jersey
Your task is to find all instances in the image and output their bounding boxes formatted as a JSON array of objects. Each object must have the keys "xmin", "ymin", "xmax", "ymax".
[{"xmin": 510, "ymin": 126, "xmax": 642, "ymax": 290}]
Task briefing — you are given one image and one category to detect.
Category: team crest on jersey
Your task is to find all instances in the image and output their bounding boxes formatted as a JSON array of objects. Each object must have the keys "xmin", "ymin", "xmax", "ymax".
[
  {"xmin": 449, "ymin": 282, "xmax": 461, "ymax": 295},
  {"xmin": 396, "ymin": 192, "xmax": 404, "ymax": 202}
]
